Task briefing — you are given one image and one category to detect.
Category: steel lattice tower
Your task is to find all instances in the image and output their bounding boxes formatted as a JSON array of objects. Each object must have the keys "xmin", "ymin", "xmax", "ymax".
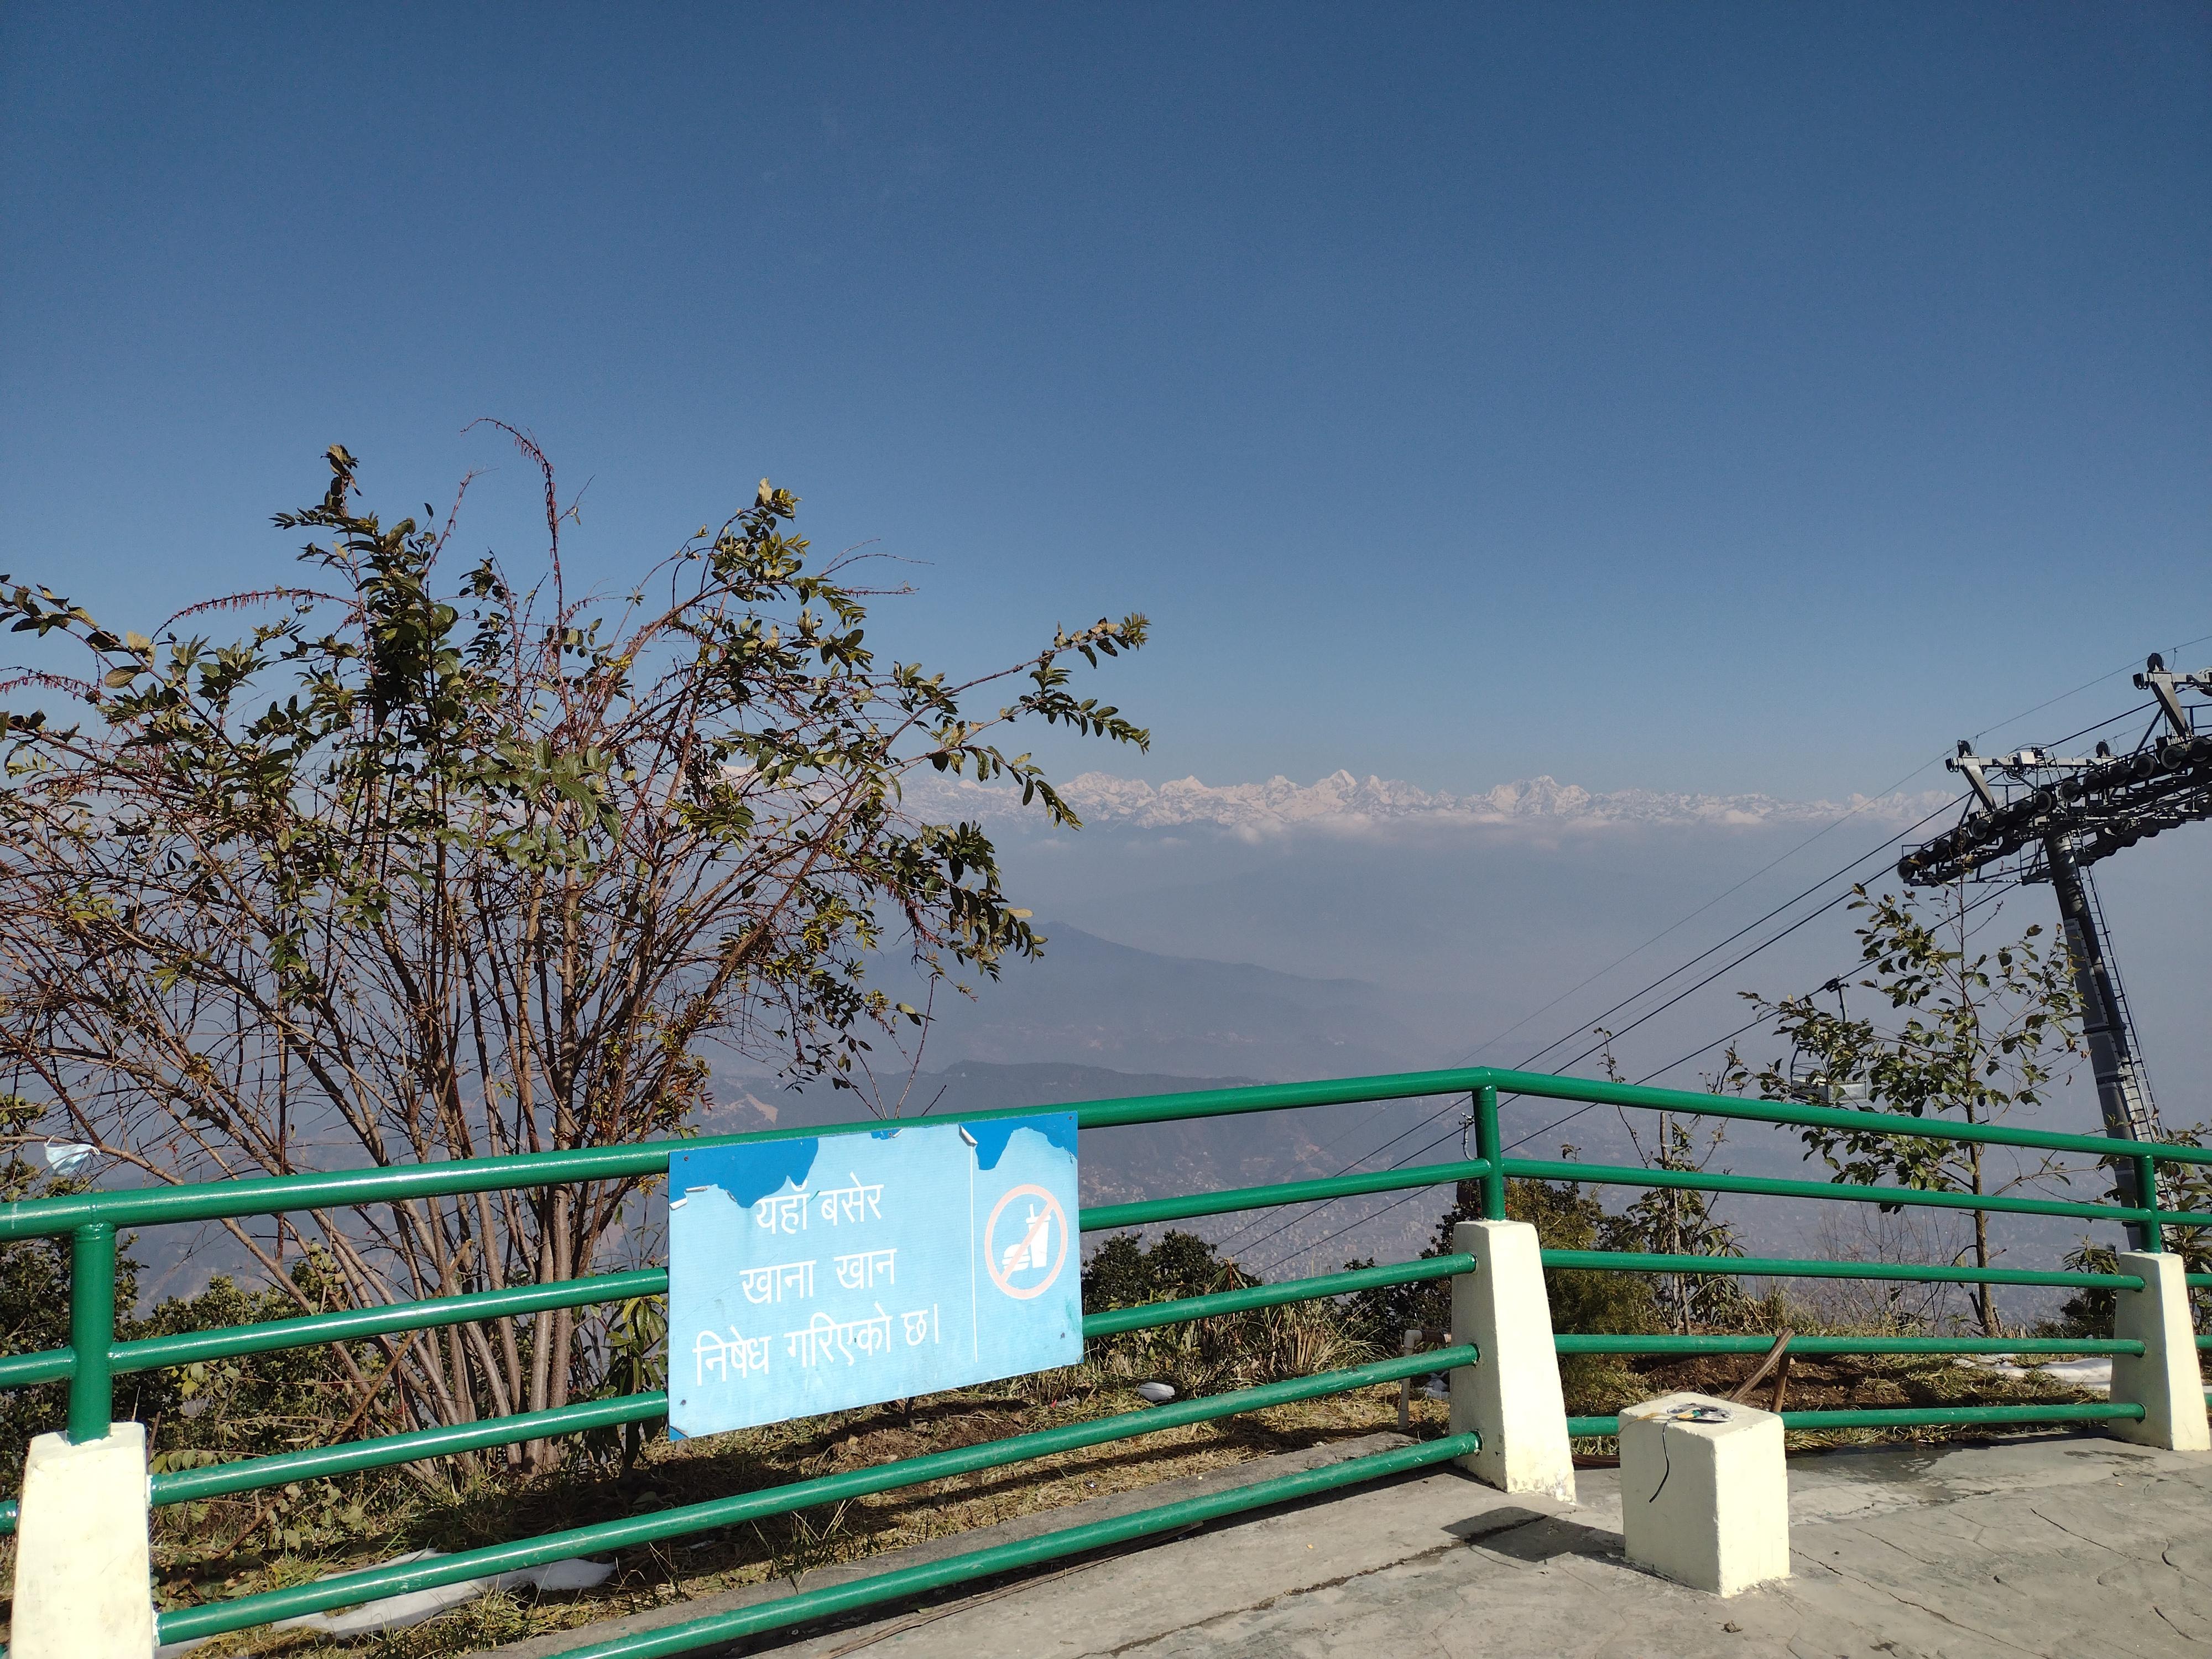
[{"xmin": 1897, "ymin": 655, "xmax": 2212, "ymax": 1247}]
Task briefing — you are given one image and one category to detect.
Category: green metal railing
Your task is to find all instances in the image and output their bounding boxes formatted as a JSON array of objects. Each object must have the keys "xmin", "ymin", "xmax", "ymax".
[
  {"xmin": 0, "ymin": 1065, "xmax": 2202, "ymax": 1655},
  {"xmin": 1566, "ymin": 1402, "xmax": 2149, "ymax": 1438}
]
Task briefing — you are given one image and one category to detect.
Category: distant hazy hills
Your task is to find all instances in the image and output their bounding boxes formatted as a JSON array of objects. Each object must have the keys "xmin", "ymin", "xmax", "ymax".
[
  {"xmin": 911, "ymin": 922, "xmax": 1436, "ymax": 1081},
  {"xmin": 717, "ymin": 922, "xmax": 1430, "ymax": 1094}
]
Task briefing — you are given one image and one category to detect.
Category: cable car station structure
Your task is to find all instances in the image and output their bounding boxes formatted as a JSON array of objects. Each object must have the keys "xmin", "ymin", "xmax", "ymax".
[{"xmin": 1897, "ymin": 654, "xmax": 2212, "ymax": 1245}]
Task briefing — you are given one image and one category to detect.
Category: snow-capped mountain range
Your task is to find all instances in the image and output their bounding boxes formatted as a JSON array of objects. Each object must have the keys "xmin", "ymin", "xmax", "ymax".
[{"xmin": 900, "ymin": 768, "xmax": 1955, "ymax": 836}]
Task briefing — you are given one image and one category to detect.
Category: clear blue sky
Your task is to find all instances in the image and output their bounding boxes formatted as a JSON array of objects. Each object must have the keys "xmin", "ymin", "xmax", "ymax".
[{"xmin": 4, "ymin": 3, "xmax": 2206, "ymax": 800}]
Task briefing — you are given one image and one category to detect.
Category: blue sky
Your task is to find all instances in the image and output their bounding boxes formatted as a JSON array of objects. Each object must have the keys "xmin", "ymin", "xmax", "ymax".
[{"xmin": 4, "ymin": 2, "xmax": 2206, "ymax": 800}]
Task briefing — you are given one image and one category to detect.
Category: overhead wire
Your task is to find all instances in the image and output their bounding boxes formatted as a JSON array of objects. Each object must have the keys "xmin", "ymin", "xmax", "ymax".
[
  {"xmin": 1223, "ymin": 840, "xmax": 1913, "ymax": 1264},
  {"xmin": 1235, "ymin": 687, "xmax": 2186, "ymax": 1252},
  {"xmin": 2038, "ymin": 701, "xmax": 2162, "ymax": 753},
  {"xmin": 1496, "ymin": 882, "xmax": 2017, "ymax": 1162},
  {"xmin": 1507, "ymin": 794, "xmax": 1958, "ymax": 1073},
  {"xmin": 1442, "ymin": 754, "xmax": 1946, "ymax": 1068},
  {"xmin": 1212, "ymin": 792, "xmax": 1958, "ymax": 1255},
  {"xmin": 1218, "ymin": 649, "xmax": 2210, "ymax": 1275},
  {"xmin": 1511, "ymin": 883, "xmax": 1866, "ymax": 1088},
  {"xmin": 1230, "ymin": 763, "xmax": 2109, "ymax": 1266},
  {"xmin": 1220, "ymin": 688, "xmax": 2178, "ymax": 1259},
  {"xmin": 1968, "ymin": 630, "xmax": 2212, "ymax": 747},
  {"xmin": 1458, "ymin": 635, "xmax": 2211, "ymax": 1076},
  {"xmin": 1248, "ymin": 882, "xmax": 2018, "ymax": 1277}
]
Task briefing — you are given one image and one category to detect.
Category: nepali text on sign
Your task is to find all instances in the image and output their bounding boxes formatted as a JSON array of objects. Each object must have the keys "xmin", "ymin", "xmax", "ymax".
[{"xmin": 666, "ymin": 1114, "xmax": 1081, "ymax": 1436}]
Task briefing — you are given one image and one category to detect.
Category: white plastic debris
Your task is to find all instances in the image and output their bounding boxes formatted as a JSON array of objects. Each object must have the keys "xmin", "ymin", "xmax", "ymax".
[
  {"xmin": 1953, "ymin": 1354, "xmax": 2113, "ymax": 1392},
  {"xmin": 153, "ymin": 1549, "xmax": 615, "ymax": 1655},
  {"xmin": 41, "ymin": 1141, "xmax": 97, "ymax": 1176},
  {"xmin": 1135, "ymin": 1381, "xmax": 1176, "ymax": 1404}
]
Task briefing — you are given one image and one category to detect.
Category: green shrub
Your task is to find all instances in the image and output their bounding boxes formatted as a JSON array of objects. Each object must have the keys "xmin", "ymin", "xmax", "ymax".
[{"xmin": 1080, "ymin": 1230, "xmax": 1365, "ymax": 1394}]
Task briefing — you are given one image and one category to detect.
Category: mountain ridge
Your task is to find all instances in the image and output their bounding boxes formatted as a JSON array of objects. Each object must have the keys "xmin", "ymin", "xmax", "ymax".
[{"xmin": 901, "ymin": 768, "xmax": 1955, "ymax": 835}]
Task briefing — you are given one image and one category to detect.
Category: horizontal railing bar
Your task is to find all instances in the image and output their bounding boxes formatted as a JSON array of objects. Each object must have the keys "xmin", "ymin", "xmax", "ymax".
[
  {"xmin": 13, "ymin": 1080, "xmax": 1479, "ymax": 1240},
  {"xmin": 0, "ymin": 1392, "xmax": 675, "ymax": 1536},
  {"xmin": 1505, "ymin": 1156, "xmax": 2212, "ymax": 1229},
  {"xmin": 0, "ymin": 1105, "xmax": 1077, "ymax": 1241},
  {"xmin": 0, "ymin": 1269, "xmax": 669, "ymax": 1392},
  {"xmin": 0, "ymin": 1146, "xmax": 684, "ymax": 1240},
  {"xmin": 1068, "ymin": 1068, "xmax": 2212, "ymax": 1171},
  {"xmin": 541, "ymin": 1431, "xmax": 1484, "ymax": 1659},
  {"xmin": 152, "ymin": 1391, "xmax": 669, "ymax": 1509},
  {"xmin": 1079, "ymin": 1159, "xmax": 1493, "ymax": 1234},
  {"xmin": 1540, "ymin": 1249, "xmax": 2145, "ymax": 1291},
  {"xmin": 1082, "ymin": 1255, "xmax": 1474, "ymax": 1338},
  {"xmin": 1068, "ymin": 1071, "xmax": 1490, "ymax": 1131},
  {"xmin": 153, "ymin": 1346, "xmax": 1478, "ymax": 1643},
  {"xmin": 0, "ymin": 1349, "xmax": 69, "ymax": 1391},
  {"xmin": 1554, "ymin": 1333, "xmax": 2141, "ymax": 1356},
  {"xmin": 118, "ymin": 1268, "xmax": 669, "ymax": 1375},
  {"xmin": 9, "ymin": 1064, "xmax": 2208, "ymax": 1240},
  {"xmin": 1472, "ymin": 1069, "xmax": 2212, "ymax": 1168},
  {"xmin": 1780, "ymin": 1404, "xmax": 2158, "ymax": 1427},
  {"xmin": 1567, "ymin": 1402, "xmax": 2145, "ymax": 1437}
]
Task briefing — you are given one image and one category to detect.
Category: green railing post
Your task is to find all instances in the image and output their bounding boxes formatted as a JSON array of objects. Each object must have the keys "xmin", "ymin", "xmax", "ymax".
[
  {"xmin": 1473, "ymin": 1086, "xmax": 1505, "ymax": 1219},
  {"xmin": 2137, "ymin": 1153, "xmax": 2163, "ymax": 1255},
  {"xmin": 68, "ymin": 1220, "xmax": 116, "ymax": 1443}
]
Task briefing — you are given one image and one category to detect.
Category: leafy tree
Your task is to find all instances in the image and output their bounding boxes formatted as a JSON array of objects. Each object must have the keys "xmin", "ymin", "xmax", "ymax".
[
  {"xmin": 1078, "ymin": 1230, "xmax": 1365, "ymax": 1392},
  {"xmin": 1342, "ymin": 1167, "xmax": 1665, "ymax": 1413},
  {"xmin": 1081, "ymin": 1231, "xmax": 1242, "ymax": 1311},
  {"xmin": 1594, "ymin": 1032, "xmax": 1745, "ymax": 1333},
  {"xmin": 131, "ymin": 1260, "xmax": 384, "ymax": 1548},
  {"xmin": 2041, "ymin": 1120, "xmax": 2212, "ymax": 1340},
  {"xmin": 1505, "ymin": 1172, "xmax": 1676, "ymax": 1345},
  {"xmin": 1723, "ymin": 886, "xmax": 2081, "ymax": 1336},
  {"xmin": 0, "ymin": 437, "xmax": 1149, "ymax": 1462}
]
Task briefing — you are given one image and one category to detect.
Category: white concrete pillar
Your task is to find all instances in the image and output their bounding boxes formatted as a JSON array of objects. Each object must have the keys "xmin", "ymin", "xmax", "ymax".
[
  {"xmin": 2109, "ymin": 1250, "xmax": 2211, "ymax": 1452},
  {"xmin": 11, "ymin": 1421, "xmax": 156, "ymax": 1658},
  {"xmin": 1448, "ymin": 1219, "xmax": 1574, "ymax": 1501},
  {"xmin": 1620, "ymin": 1391, "xmax": 1790, "ymax": 1596}
]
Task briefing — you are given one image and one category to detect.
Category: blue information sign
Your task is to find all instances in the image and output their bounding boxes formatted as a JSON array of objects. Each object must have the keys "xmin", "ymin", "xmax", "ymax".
[{"xmin": 666, "ymin": 1114, "xmax": 1082, "ymax": 1437}]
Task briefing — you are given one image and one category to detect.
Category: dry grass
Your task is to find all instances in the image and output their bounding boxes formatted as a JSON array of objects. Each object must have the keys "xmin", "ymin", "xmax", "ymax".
[
  {"xmin": 101, "ymin": 1293, "xmax": 2193, "ymax": 1658},
  {"xmin": 1560, "ymin": 1338, "xmax": 2132, "ymax": 1462},
  {"xmin": 140, "ymin": 1368, "xmax": 1441, "ymax": 1658}
]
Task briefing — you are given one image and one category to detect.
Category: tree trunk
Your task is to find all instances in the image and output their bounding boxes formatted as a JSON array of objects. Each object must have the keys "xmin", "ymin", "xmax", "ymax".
[{"xmin": 1969, "ymin": 1141, "xmax": 2001, "ymax": 1337}]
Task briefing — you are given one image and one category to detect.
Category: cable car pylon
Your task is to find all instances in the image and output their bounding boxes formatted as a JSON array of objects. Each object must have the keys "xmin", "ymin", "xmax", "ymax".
[{"xmin": 1897, "ymin": 655, "xmax": 2212, "ymax": 1248}]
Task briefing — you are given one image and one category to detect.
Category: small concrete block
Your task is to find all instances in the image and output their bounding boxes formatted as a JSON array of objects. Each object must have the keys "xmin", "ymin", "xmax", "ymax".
[
  {"xmin": 1620, "ymin": 1391, "xmax": 1789, "ymax": 1596},
  {"xmin": 11, "ymin": 1421, "xmax": 156, "ymax": 1658},
  {"xmin": 1448, "ymin": 1219, "xmax": 1574, "ymax": 1501},
  {"xmin": 2109, "ymin": 1250, "xmax": 2211, "ymax": 1452}
]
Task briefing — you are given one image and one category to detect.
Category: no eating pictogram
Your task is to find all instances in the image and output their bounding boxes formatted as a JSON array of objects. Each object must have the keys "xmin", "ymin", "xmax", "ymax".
[{"xmin": 983, "ymin": 1183, "xmax": 1068, "ymax": 1300}]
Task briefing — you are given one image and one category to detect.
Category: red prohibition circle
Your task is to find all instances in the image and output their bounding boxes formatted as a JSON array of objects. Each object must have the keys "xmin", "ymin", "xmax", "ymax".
[{"xmin": 983, "ymin": 1183, "xmax": 1070, "ymax": 1301}]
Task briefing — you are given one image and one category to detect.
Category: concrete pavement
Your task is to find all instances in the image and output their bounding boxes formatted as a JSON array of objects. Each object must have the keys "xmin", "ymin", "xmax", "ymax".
[{"xmin": 480, "ymin": 1430, "xmax": 2212, "ymax": 1659}]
